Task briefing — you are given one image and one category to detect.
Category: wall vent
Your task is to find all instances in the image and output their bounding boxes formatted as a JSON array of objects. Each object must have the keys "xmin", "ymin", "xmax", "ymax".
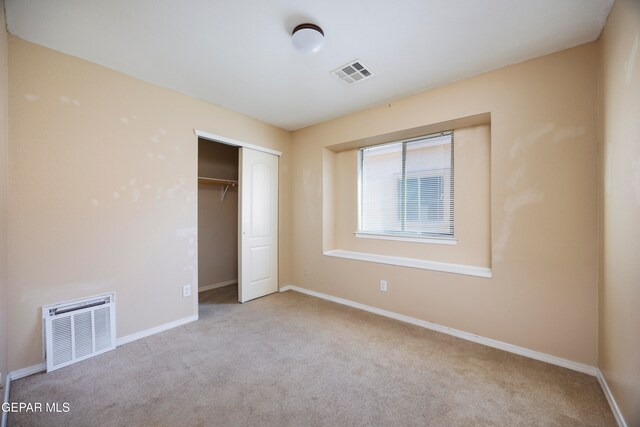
[
  {"xmin": 332, "ymin": 59, "xmax": 374, "ymax": 84},
  {"xmin": 43, "ymin": 293, "xmax": 116, "ymax": 372}
]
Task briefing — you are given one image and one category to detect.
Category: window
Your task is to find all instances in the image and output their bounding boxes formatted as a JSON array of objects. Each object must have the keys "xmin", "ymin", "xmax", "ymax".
[{"xmin": 358, "ymin": 132, "xmax": 453, "ymax": 239}]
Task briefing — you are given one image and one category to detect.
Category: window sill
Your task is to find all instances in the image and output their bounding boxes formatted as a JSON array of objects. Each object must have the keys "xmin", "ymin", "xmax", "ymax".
[
  {"xmin": 354, "ymin": 232, "xmax": 457, "ymax": 245},
  {"xmin": 324, "ymin": 249, "xmax": 492, "ymax": 278}
]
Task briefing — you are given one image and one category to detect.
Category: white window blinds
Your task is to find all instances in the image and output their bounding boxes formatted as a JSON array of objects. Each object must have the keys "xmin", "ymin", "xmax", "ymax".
[{"xmin": 359, "ymin": 132, "xmax": 454, "ymax": 238}]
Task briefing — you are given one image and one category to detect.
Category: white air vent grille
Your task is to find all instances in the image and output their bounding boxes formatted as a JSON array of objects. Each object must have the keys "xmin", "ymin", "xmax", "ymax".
[
  {"xmin": 74, "ymin": 311, "xmax": 93, "ymax": 357},
  {"xmin": 332, "ymin": 59, "xmax": 374, "ymax": 84},
  {"xmin": 43, "ymin": 293, "xmax": 116, "ymax": 372},
  {"xmin": 51, "ymin": 317, "xmax": 72, "ymax": 367},
  {"xmin": 94, "ymin": 306, "xmax": 112, "ymax": 352}
]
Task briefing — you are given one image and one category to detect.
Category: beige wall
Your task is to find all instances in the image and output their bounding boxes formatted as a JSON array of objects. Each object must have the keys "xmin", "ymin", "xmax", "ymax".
[
  {"xmin": 292, "ymin": 43, "xmax": 600, "ymax": 365},
  {"xmin": 0, "ymin": 0, "xmax": 9, "ymax": 384},
  {"xmin": 198, "ymin": 140, "xmax": 238, "ymax": 289},
  {"xmin": 7, "ymin": 36, "xmax": 292, "ymax": 371},
  {"xmin": 598, "ymin": 0, "xmax": 640, "ymax": 424}
]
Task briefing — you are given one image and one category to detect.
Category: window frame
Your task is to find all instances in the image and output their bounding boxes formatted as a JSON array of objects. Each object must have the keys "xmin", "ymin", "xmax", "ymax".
[{"xmin": 356, "ymin": 131, "xmax": 455, "ymax": 243}]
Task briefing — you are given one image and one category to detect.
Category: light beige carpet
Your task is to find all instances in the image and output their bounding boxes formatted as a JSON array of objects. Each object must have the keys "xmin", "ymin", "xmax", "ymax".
[{"xmin": 10, "ymin": 285, "xmax": 615, "ymax": 426}]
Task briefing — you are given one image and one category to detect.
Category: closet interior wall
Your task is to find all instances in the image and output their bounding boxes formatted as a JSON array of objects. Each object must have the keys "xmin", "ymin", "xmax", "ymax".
[{"xmin": 198, "ymin": 139, "xmax": 239, "ymax": 291}]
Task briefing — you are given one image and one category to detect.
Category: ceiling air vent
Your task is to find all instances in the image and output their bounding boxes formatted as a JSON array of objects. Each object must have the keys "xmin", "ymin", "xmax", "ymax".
[{"xmin": 332, "ymin": 60, "xmax": 374, "ymax": 84}]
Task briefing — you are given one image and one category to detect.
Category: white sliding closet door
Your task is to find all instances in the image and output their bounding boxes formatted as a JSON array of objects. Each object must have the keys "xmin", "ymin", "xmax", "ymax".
[{"xmin": 238, "ymin": 147, "xmax": 279, "ymax": 303}]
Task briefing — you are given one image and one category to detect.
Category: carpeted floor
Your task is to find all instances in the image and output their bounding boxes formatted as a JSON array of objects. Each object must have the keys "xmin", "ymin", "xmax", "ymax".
[{"xmin": 9, "ymin": 285, "xmax": 615, "ymax": 426}]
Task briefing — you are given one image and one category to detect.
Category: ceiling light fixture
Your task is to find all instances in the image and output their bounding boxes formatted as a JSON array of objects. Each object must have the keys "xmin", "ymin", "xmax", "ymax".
[{"xmin": 291, "ymin": 23, "xmax": 325, "ymax": 54}]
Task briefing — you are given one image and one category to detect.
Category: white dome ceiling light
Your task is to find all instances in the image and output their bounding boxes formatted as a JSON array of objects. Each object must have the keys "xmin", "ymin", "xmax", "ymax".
[{"xmin": 291, "ymin": 23, "xmax": 325, "ymax": 54}]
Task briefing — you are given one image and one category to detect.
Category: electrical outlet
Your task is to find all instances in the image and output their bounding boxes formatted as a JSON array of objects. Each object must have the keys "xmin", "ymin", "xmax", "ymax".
[
  {"xmin": 182, "ymin": 284, "xmax": 192, "ymax": 298},
  {"xmin": 380, "ymin": 280, "xmax": 388, "ymax": 292}
]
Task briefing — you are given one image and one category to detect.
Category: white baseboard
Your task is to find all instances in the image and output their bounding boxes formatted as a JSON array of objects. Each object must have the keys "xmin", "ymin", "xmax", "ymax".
[
  {"xmin": 116, "ymin": 314, "xmax": 199, "ymax": 346},
  {"xmin": 1, "ymin": 372, "xmax": 9, "ymax": 427},
  {"xmin": 597, "ymin": 369, "xmax": 628, "ymax": 427},
  {"xmin": 1, "ymin": 362, "xmax": 47, "ymax": 427},
  {"xmin": 198, "ymin": 280, "xmax": 237, "ymax": 293},
  {"xmin": 8, "ymin": 363, "xmax": 46, "ymax": 381},
  {"xmin": 279, "ymin": 284, "xmax": 597, "ymax": 376},
  {"xmin": 281, "ymin": 285, "xmax": 630, "ymax": 424}
]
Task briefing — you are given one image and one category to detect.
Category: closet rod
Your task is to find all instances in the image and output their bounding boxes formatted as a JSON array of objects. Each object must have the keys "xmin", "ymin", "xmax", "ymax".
[
  {"xmin": 198, "ymin": 177, "xmax": 237, "ymax": 202},
  {"xmin": 197, "ymin": 177, "xmax": 238, "ymax": 187}
]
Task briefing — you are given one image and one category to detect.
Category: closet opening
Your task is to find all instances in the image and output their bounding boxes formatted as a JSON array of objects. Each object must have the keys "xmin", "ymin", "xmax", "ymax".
[
  {"xmin": 198, "ymin": 138, "xmax": 240, "ymax": 300},
  {"xmin": 196, "ymin": 130, "xmax": 280, "ymax": 304}
]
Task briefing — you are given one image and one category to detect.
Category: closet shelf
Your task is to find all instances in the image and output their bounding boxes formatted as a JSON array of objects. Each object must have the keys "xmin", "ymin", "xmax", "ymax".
[{"xmin": 198, "ymin": 177, "xmax": 238, "ymax": 187}]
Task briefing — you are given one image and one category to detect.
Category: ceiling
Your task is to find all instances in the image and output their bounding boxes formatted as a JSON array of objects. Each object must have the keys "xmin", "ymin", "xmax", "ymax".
[{"xmin": 5, "ymin": 0, "xmax": 614, "ymax": 131}]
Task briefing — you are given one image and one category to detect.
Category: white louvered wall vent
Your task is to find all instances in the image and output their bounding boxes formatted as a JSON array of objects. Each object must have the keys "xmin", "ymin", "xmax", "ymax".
[
  {"xmin": 332, "ymin": 59, "xmax": 374, "ymax": 84},
  {"xmin": 43, "ymin": 293, "xmax": 116, "ymax": 372}
]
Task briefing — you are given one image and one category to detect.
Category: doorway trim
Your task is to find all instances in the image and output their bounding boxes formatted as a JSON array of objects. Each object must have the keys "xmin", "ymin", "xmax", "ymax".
[
  {"xmin": 195, "ymin": 129, "xmax": 282, "ymax": 157},
  {"xmin": 195, "ymin": 130, "xmax": 281, "ymax": 305}
]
